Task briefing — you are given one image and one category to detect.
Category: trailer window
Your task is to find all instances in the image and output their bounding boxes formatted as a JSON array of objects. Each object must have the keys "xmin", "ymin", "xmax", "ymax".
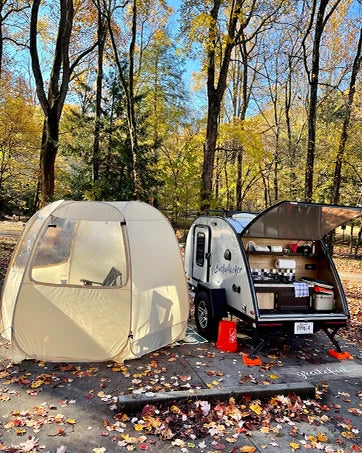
[{"xmin": 196, "ymin": 232, "xmax": 205, "ymax": 266}]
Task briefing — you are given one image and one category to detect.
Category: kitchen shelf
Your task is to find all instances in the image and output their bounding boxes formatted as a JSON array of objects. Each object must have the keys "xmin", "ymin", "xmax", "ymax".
[{"xmin": 246, "ymin": 251, "xmax": 319, "ymax": 257}]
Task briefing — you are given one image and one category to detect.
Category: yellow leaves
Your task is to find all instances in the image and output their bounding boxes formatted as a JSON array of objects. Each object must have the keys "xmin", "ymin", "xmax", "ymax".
[
  {"xmin": 66, "ymin": 418, "xmax": 77, "ymax": 425},
  {"xmin": 240, "ymin": 447, "xmax": 256, "ymax": 453},
  {"xmin": 133, "ymin": 423, "xmax": 143, "ymax": 431},
  {"xmin": 269, "ymin": 374, "xmax": 279, "ymax": 379},
  {"xmin": 206, "ymin": 380, "xmax": 220, "ymax": 389},
  {"xmin": 219, "ymin": 117, "xmax": 268, "ymax": 163},
  {"xmin": 317, "ymin": 433, "xmax": 328, "ymax": 442},
  {"xmin": 342, "ymin": 431, "xmax": 356, "ymax": 438},
  {"xmin": 30, "ymin": 380, "xmax": 43, "ymax": 389},
  {"xmin": 289, "ymin": 442, "xmax": 300, "ymax": 451},
  {"xmin": 15, "ymin": 428, "xmax": 26, "ymax": 435},
  {"xmin": 189, "ymin": 13, "xmax": 215, "ymax": 44},
  {"xmin": 250, "ymin": 402, "xmax": 262, "ymax": 415}
]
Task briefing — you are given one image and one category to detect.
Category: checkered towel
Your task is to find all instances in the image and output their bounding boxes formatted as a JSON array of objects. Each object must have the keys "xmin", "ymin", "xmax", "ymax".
[{"xmin": 293, "ymin": 282, "xmax": 309, "ymax": 298}]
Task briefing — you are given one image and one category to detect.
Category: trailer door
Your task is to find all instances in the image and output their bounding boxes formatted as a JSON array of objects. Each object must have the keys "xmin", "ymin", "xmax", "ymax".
[{"xmin": 192, "ymin": 226, "xmax": 210, "ymax": 282}]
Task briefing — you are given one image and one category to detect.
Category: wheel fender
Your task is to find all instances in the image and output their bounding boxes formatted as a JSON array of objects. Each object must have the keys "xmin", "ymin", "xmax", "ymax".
[{"xmin": 196, "ymin": 282, "xmax": 227, "ymax": 319}]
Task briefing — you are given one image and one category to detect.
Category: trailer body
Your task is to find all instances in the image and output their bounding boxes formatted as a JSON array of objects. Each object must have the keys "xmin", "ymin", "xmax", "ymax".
[{"xmin": 184, "ymin": 202, "xmax": 361, "ymax": 346}]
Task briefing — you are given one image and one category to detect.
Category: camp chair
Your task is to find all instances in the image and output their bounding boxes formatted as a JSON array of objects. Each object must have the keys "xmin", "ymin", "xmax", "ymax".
[{"xmin": 80, "ymin": 267, "xmax": 122, "ymax": 287}]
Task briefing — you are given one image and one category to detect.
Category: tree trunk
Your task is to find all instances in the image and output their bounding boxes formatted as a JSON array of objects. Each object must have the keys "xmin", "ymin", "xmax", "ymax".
[
  {"xmin": 349, "ymin": 223, "xmax": 354, "ymax": 254},
  {"xmin": 355, "ymin": 227, "xmax": 362, "ymax": 257},
  {"xmin": 92, "ymin": 8, "xmax": 107, "ymax": 185},
  {"xmin": 201, "ymin": 0, "xmax": 243, "ymax": 211},
  {"xmin": 236, "ymin": 150, "xmax": 243, "ymax": 210},
  {"xmin": 304, "ymin": 0, "xmax": 328, "ymax": 201},
  {"xmin": 304, "ymin": 0, "xmax": 341, "ymax": 201},
  {"xmin": 128, "ymin": 0, "xmax": 141, "ymax": 199},
  {"xmin": 235, "ymin": 36, "xmax": 249, "ymax": 210},
  {"xmin": 273, "ymin": 131, "xmax": 279, "ymax": 202},
  {"xmin": 224, "ymin": 158, "xmax": 230, "ymax": 210},
  {"xmin": 331, "ymin": 28, "xmax": 361, "ymax": 205},
  {"xmin": 39, "ymin": 114, "xmax": 59, "ymax": 205},
  {"xmin": 106, "ymin": 0, "xmax": 141, "ymax": 199},
  {"xmin": 285, "ymin": 61, "xmax": 297, "ymax": 199},
  {"xmin": 0, "ymin": 2, "xmax": 3, "ymax": 80},
  {"xmin": 30, "ymin": 0, "xmax": 74, "ymax": 205},
  {"xmin": 201, "ymin": 100, "xmax": 219, "ymax": 210},
  {"xmin": 31, "ymin": 0, "xmax": 96, "ymax": 205}
]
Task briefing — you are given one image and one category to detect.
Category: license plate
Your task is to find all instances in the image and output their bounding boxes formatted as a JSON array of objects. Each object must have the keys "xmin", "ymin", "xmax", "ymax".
[{"xmin": 294, "ymin": 322, "xmax": 313, "ymax": 334}]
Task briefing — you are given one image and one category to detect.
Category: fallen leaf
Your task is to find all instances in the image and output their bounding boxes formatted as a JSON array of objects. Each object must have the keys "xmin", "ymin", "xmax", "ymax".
[
  {"xmin": 317, "ymin": 433, "xmax": 328, "ymax": 442},
  {"xmin": 250, "ymin": 403, "xmax": 262, "ymax": 415},
  {"xmin": 240, "ymin": 447, "xmax": 256, "ymax": 453},
  {"xmin": 342, "ymin": 431, "xmax": 356, "ymax": 438}
]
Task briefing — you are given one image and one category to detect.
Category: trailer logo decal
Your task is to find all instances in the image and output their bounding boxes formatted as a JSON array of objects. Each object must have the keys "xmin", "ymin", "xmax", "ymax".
[{"xmin": 215, "ymin": 262, "xmax": 242, "ymax": 275}]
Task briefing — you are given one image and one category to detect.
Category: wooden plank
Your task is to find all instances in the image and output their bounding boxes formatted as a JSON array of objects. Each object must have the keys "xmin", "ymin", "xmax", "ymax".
[{"xmin": 256, "ymin": 292, "xmax": 274, "ymax": 309}]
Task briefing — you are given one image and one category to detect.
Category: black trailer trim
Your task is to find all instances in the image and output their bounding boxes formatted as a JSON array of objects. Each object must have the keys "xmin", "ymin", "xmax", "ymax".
[
  {"xmin": 228, "ymin": 305, "xmax": 254, "ymax": 324},
  {"xmin": 226, "ymin": 219, "xmax": 259, "ymax": 319},
  {"xmin": 191, "ymin": 224, "xmax": 212, "ymax": 283},
  {"xmin": 320, "ymin": 240, "xmax": 350, "ymax": 318}
]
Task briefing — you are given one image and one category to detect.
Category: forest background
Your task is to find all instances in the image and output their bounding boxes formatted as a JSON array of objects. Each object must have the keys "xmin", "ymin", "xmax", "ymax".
[{"xmin": 0, "ymin": 0, "xmax": 361, "ymax": 239}]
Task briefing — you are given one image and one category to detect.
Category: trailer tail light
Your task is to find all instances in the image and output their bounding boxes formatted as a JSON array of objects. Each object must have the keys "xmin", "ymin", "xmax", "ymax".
[
  {"xmin": 258, "ymin": 323, "xmax": 283, "ymax": 327},
  {"xmin": 324, "ymin": 321, "xmax": 347, "ymax": 326}
]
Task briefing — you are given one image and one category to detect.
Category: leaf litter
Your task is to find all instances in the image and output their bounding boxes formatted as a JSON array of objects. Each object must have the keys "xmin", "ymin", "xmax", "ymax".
[{"xmin": 0, "ymin": 241, "xmax": 361, "ymax": 451}]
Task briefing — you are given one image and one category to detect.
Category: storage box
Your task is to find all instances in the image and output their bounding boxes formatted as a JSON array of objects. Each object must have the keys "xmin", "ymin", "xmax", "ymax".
[
  {"xmin": 277, "ymin": 287, "xmax": 310, "ymax": 311},
  {"xmin": 313, "ymin": 294, "xmax": 334, "ymax": 311}
]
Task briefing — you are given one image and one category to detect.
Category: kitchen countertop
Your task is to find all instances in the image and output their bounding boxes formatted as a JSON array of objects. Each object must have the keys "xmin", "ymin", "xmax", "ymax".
[{"xmin": 254, "ymin": 282, "xmax": 314, "ymax": 288}]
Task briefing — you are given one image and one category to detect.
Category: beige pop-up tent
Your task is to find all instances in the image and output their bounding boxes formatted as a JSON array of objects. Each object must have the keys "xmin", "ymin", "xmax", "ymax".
[{"xmin": 1, "ymin": 200, "xmax": 189, "ymax": 363}]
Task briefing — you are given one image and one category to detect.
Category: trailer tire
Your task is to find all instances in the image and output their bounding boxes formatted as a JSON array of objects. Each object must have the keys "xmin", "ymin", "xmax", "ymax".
[{"xmin": 195, "ymin": 291, "xmax": 220, "ymax": 340}]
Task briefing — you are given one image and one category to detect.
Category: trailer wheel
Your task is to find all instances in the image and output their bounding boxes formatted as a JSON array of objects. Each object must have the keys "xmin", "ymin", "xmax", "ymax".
[{"xmin": 195, "ymin": 291, "xmax": 219, "ymax": 340}]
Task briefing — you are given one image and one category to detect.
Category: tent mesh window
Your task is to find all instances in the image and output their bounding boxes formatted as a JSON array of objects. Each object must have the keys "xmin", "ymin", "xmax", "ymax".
[{"xmin": 30, "ymin": 216, "xmax": 127, "ymax": 287}]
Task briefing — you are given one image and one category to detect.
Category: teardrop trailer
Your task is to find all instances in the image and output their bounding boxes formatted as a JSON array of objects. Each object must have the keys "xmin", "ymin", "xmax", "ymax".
[{"xmin": 184, "ymin": 201, "xmax": 362, "ymax": 363}]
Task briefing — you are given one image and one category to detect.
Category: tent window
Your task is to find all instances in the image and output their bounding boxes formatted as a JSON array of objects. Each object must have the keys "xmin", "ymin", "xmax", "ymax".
[
  {"xmin": 30, "ymin": 217, "xmax": 127, "ymax": 287},
  {"xmin": 14, "ymin": 216, "xmax": 43, "ymax": 268},
  {"xmin": 196, "ymin": 232, "xmax": 205, "ymax": 266},
  {"xmin": 32, "ymin": 217, "xmax": 75, "ymax": 267}
]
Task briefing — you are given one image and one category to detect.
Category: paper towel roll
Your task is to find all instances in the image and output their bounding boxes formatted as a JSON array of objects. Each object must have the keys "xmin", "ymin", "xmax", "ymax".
[{"xmin": 275, "ymin": 258, "xmax": 296, "ymax": 269}]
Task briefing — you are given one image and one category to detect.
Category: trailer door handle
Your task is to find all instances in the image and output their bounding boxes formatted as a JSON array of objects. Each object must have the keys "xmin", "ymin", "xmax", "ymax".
[
  {"xmin": 232, "ymin": 284, "xmax": 240, "ymax": 293},
  {"xmin": 205, "ymin": 252, "xmax": 211, "ymax": 260}
]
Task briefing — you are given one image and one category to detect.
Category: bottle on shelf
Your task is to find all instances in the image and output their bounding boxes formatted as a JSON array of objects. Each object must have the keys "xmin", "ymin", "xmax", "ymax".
[{"xmin": 312, "ymin": 241, "xmax": 316, "ymax": 254}]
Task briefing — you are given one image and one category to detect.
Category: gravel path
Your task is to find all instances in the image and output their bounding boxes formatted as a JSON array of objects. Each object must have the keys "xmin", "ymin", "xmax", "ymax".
[{"xmin": 339, "ymin": 271, "xmax": 362, "ymax": 282}]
